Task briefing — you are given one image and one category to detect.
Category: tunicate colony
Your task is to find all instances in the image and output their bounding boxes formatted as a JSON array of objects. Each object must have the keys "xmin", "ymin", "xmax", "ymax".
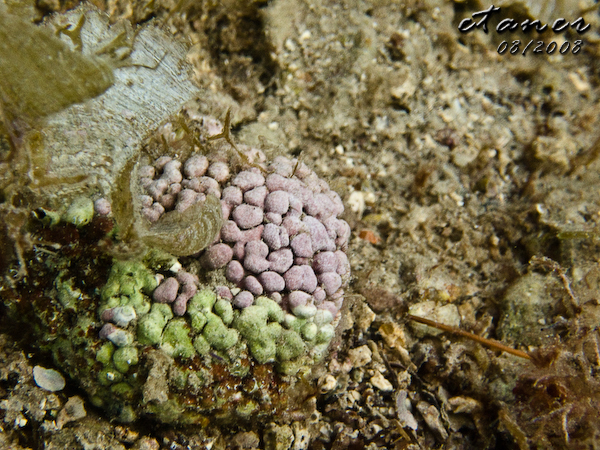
[
  {"xmin": 0, "ymin": 4, "xmax": 351, "ymax": 426},
  {"xmin": 70, "ymin": 116, "xmax": 351, "ymax": 423}
]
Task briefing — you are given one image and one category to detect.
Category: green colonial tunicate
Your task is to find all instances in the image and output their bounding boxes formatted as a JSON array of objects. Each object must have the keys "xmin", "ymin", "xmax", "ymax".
[
  {"xmin": 100, "ymin": 260, "xmax": 157, "ymax": 317},
  {"xmin": 255, "ymin": 296, "xmax": 286, "ymax": 323},
  {"xmin": 161, "ymin": 318, "xmax": 196, "ymax": 358},
  {"xmin": 316, "ymin": 324, "xmax": 335, "ymax": 344},
  {"xmin": 96, "ymin": 342, "xmax": 115, "ymax": 365},
  {"xmin": 186, "ymin": 289, "xmax": 215, "ymax": 332},
  {"xmin": 202, "ymin": 312, "xmax": 238, "ymax": 351},
  {"xmin": 63, "ymin": 197, "xmax": 95, "ymax": 227},
  {"xmin": 188, "ymin": 289, "xmax": 217, "ymax": 313},
  {"xmin": 277, "ymin": 329, "xmax": 306, "ymax": 362},
  {"xmin": 193, "ymin": 335, "xmax": 211, "ymax": 355},
  {"xmin": 214, "ymin": 298, "xmax": 234, "ymax": 325},
  {"xmin": 300, "ymin": 322, "xmax": 318, "ymax": 342},
  {"xmin": 113, "ymin": 346, "xmax": 139, "ymax": 373},
  {"xmin": 137, "ymin": 303, "xmax": 173, "ymax": 345},
  {"xmin": 234, "ymin": 299, "xmax": 288, "ymax": 364}
]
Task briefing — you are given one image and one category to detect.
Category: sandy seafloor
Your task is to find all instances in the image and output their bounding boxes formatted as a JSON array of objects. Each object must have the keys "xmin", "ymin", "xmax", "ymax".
[{"xmin": 2, "ymin": 0, "xmax": 600, "ymax": 449}]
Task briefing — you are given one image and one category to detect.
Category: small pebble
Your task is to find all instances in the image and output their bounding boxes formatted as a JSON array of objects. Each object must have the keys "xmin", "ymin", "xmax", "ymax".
[
  {"xmin": 56, "ymin": 396, "xmax": 87, "ymax": 429},
  {"xmin": 33, "ymin": 366, "xmax": 66, "ymax": 392},
  {"xmin": 348, "ymin": 345, "xmax": 372, "ymax": 368},
  {"xmin": 94, "ymin": 198, "xmax": 112, "ymax": 216}
]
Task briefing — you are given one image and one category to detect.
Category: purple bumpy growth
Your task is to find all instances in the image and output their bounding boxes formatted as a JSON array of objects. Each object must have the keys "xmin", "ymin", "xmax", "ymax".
[{"xmin": 137, "ymin": 141, "xmax": 351, "ymax": 320}]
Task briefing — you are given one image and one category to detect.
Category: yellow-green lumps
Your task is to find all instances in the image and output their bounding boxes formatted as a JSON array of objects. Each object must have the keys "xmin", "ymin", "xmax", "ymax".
[
  {"xmin": 96, "ymin": 342, "xmax": 115, "ymax": 365},
  {"xmin": 186, "ymin": 289, "xmax": 215, "ymax": 332},
  {"xmin": 214, "ymin": 298, "xmax": 234, "ymax": 325},
  {"xmin": 233, "ymin": 296, "xmax": 305, "ymax": 364},
  {"xmin": 202, "ymin": 312, "xmax": 239, "ymax": 351},
  {"xmin": 137, "ymin": 303, "xmax": 173, "ymax": 345},
  {"xmin": 100, "ymin": 260, "xmax": 157, "ymax": 316},
  {"xmin": 113, "ymin": 346, "xmax": 139, "ymax": 373},
  {"xmin": 161, "ymin": 318, "xmax": 196, "ymax": 358}
]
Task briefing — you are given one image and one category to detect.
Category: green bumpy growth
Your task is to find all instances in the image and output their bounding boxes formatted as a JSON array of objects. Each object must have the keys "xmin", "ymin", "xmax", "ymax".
[
  {"xmin": 51, "ymin": 255, "xmax": 339, "ymax": 424},
  {"xmin": 100, "ymin": 260, "xmax": 157, "ymax": 316},
  {"xmin": 95, "ymin": 258, "xmax": 337, "ymax": 374}
]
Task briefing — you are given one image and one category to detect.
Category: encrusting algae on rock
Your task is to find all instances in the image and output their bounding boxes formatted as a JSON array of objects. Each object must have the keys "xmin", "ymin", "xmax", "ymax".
[{"xmin": 0, "ymin": 4, "xmax": 352, "ymax": 428}]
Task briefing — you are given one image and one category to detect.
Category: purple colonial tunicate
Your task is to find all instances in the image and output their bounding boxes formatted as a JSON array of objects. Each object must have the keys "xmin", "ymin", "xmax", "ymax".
[
  {"xmin": 153, "ymin": 277, "xmax": 179, "ymax": 303},
  {"xmin": 262, "ymin": 224, "xmax": 289, "ymax": 251},
  {"xmin": 313, "ymin": 287, "xmax": 326, "ymax": 303},
  {"xmin": 288, "ymin": 194, "xmax": 302, "ymax": 213},
  {"xmin": 265, "ymin": 191, "xmax": 289, "ymax": 215},
  {"xmin": 137, "ymin": 144, "xmax": 351, "ymax": 318},
  {"xmin": 199, "ymin": 177, "xmax": 221, "ymax": 197},
  {"xmin": 312, "ymin": 251, "xmax": 338, "ymax": 274},
  {"xmin": 139, "ymin": 165, "xmax": 155, "ymax": 178},
  {"xmin": 155, "ymin": 156, "xmax": 172, "ymax": 171},
  {"xmin": 184, "ymin": 155, "xmax": 208, "ymax": 178},
  {"xmin": 284, "ymin": 265, "xmax": 317, "ymax": 293},
  {"xmin": 244, "ymin": 240, "xmax": 270, "ymax": 273},
  {"xmin": 147, "ymin": 179, "xmax": 168, "ymax": 201},
  {"xmin": 283, "ymin": 265, "xmax": 305, "ymax": 291},
  {"xmin": 167, "ymin": 183, "xmax": 181, "ymax": 195},
  {"xmin": 268, "ymin": 249, "xmax": 293, "ymax": 273},
  {"xmin": 222, "ymin": 186, "xmax": 243, "ymax": 206},
  {"xmin": 303, "ymin": 216, "xmax": 335, "ymax": 252},
  {"xmin": 258, "ymin": 271, "xmax": 285, "ymax": 292},
  {"xmin": 173, "ymin": 295, "xmax": 189, "ymax": 316},
  {"xmin": 215, "ymin": 286, "xmax": 233, "ymax": 300},
  {"xmin": 244, "ymin": 276, "xmax": 263, "ymax": 295},
  {"xmin": 335, "ymin": 250, "xmax": 350, "ymax": 276},
  {"xmin": 233, "ymin": 170, "xmax": 265, "ymax": 191},
  {"xmin": 282, "ymin": 215, "xmax": 305, "ymax": 236},
  {"xmin": 221, "ymin": 220, "xmax": 242, "ymax": 242},
  {"xmin": 301, "ymin": 265, "xmax": 318, "ymax": 293},
  {"xmin": 208, "ymin": 161, "xmax": 230, "ymax": 182},
  {"xmin": 202, "ymin": 243, "xmax": 234, "ymax": 269},
  {"xmin": 288, "ymin": 291, "xmax": 311, "ymax": 309},
  {"xmin": 234, "ymin": 290, "xmax": 254, "ymax": 308},
  {"xmin": 244, "ymin": 186, "xmax": 268, "ymax": 208},
  {"xmin": 233, "ymin": 241, "xmax": 245, "ymax": 260},
  {"xmin": 140, "ymin": 195, "xmax": 153, "ymax": 208},
  {"xmin": 233, "ymin": 204, "xmax": 263, "ymax": 229},
  {"xmin": 290, "ymin": 233, "xmax": 313, "ymax": 257},
  {"xmin": 318, "ymin": 272, "xmax": 342, "ymax": 296},
  {"xmin": 226, "ymin": 260, "xmax": 245, "ymax": 283},
  {"xmin": 265, "ymin": 212, "xmax": 282, "ymax": 225},
  {"xmin": 160, "ymin": 194, "xmax": 175, "ymax": 209}
]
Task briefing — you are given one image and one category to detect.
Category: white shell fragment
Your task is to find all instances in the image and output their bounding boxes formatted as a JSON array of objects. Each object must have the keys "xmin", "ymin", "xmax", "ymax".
[
  {"xmin": 56, "ymin": 396, "xmax": 87, "ymax": 429},
  {"xmin": 33, "ymin": 366, "xmax": 66, "ymax": 392}
]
